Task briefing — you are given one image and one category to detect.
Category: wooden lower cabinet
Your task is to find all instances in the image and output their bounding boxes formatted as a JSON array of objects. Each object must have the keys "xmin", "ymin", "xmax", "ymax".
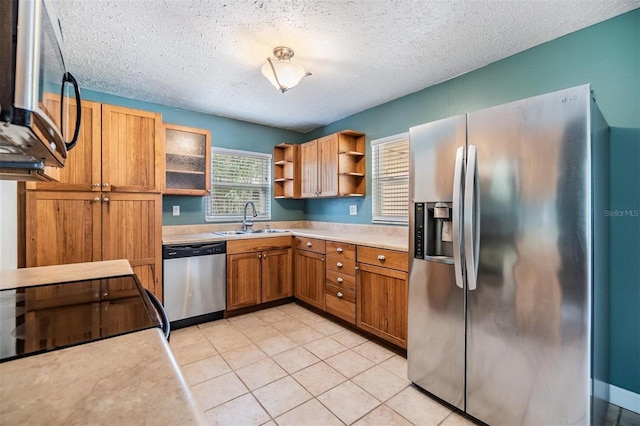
[
  {"xmin": 23, "ymin": 191, "xmax": 162, "ymax": 301},
  {"xmin": 227, "ymin": 252, "xmax": 262, "ymax": 309},
  {"xmin": 227, "ymin": 241, "xmax": 292, "ymax": 311},
  {"xmin": 262, "ymin": 248, "xmax": 293, "ymax": 303},
  {"xmin": 357, "ymin": 262, "xmax": 409, "ymax": 348},
  {"xmin": 294, "ymin": 249, "xmax": 325, "ymax": 310}
]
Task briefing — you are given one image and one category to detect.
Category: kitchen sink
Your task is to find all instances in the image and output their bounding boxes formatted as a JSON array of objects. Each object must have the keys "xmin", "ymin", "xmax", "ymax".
[{"xmin": 213, "ymin": 229, "xmax": 288, "ymax": 236}]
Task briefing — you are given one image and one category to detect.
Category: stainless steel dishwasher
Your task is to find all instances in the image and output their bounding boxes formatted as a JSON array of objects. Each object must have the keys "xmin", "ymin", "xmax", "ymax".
[{"xmin": 162, "ymin": 241, "xmax": 226, "ymax": 329}]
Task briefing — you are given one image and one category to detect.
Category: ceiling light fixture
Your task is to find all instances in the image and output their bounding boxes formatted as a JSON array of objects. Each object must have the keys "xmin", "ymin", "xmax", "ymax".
[{"xmin": 261, "ymin": 46, "xmax": 311, "ymax": 93}]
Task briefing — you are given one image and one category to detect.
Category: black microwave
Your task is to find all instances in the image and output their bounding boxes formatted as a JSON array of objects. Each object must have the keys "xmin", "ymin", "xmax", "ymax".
[{"xmin": 0, "ymin": 0, "xmax": 81, "ymax": 180}]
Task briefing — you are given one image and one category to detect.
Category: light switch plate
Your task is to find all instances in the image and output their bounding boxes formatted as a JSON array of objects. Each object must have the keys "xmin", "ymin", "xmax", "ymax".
[
  {"xmin": 349, "ymin": 205, "xmax": 357, "ymax": 216},
  {"xmin": 172, "ymin": 205, "xmax": 180, "ymax": 216}
]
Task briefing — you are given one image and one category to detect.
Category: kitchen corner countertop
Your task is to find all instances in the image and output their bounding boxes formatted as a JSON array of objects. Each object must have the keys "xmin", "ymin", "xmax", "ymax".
[
  {"xmin": 163, "ymin": 228, "xmax": 408, "ymax": 252},
  {"xmin": 0, "ymin": 328, "xmax": 207, "ymax": 425},
  {"xmin": 0, "ymin": 259, "xmax": 133, "ymax": 291}
]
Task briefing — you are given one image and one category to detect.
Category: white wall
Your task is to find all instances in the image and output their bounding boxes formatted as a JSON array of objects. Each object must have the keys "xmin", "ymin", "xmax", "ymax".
[{"xmin": 0, "ymin": 181, "xmax": 18, "ymax": 270}]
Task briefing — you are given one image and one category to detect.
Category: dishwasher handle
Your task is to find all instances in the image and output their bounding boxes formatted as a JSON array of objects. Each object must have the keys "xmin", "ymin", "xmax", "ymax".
[{"xmin": 163, "ymin": 242, "xmax": 227, "ymax": 259}]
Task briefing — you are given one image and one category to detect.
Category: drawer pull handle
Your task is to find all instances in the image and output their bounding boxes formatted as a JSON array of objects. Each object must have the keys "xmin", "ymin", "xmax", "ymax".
[
  {"xmin": 336, "ymin": 292, "xmax": 343, "ymax": 298},
  {"xmin": 336, "ymin": 247, "xmax": 343, "ymax": 253},
  {"xmin": 378, "ymin": 254, "xmax": 386, "ymax": 261},
  {"xmin": 336, "ymin": 277, "xmax": 343, "ymax": 283},
  {"xmin": 306, "ymin": 242, "xmax": 312, "ymax": 247},
  {"xmin": 336, "ymin": 262, "xmax": 343, "ymax": 268}
]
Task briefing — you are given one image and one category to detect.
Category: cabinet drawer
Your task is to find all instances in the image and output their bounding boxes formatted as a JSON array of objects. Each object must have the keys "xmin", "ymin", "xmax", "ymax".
[
  {"xmin": 326, "ymin": 257, "xmax": 356, "ymax": 274},
  {"xmin": 326, "ymin": 241, "xmax": 356, "ymax": 260},
  {"xmin": 295, "ymin": 237, "xmax": 326, "ymax": 254},
  {"xmin": 357, "ymin": 246, "xmax": 408, "ymax": 271},
  {"xmin": 228, "ymin": 236, "xmax": 292, "ymax": 254},
  {"xmin": 325, "ymin": 284, "xmax": 355, "ymax": 324},
  {"xmin": 326, "ymin": 269, "xmax": 355, "ymax": 290}
]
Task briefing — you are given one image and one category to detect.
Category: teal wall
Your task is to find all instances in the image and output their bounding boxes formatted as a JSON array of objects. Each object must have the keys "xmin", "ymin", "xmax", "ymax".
[
  {"xmin": 306, "ymin": 10, "xmax": 640, "ymax": 395},
  {"xmin": 80, "ymin": 9, "xmax": 639, "ymax": 395},
  {"xmin": 79, "ymin": 88, "xmax": 308, "ymax": 225},
  {"xmin": 305, "ymin": 10, "xmax": 640, "ymax": 395}
]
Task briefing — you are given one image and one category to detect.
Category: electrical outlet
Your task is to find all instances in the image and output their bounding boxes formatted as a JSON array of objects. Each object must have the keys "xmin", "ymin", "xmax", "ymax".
[
  {"xmin": 349, "ymin": 205, "xmax": 357, "ymax": 216},
  {"xmin": 172, "ymin": 205, "xmax": 180, "ymax": 216}
]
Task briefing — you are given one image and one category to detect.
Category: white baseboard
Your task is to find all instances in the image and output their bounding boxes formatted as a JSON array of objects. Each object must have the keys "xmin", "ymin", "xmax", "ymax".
[{"xmin": 610, "ymin": 384, "xmax": 640, "ymax": 414}]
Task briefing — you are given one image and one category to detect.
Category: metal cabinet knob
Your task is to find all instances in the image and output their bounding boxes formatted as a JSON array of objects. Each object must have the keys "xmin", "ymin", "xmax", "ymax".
[
  {"xmin": 103, "ymin": 182, "xmax": 109, "ymax": 187},
  {"xmin": 321, "ymin": 258, "xmax": 325, "ymax": 262},
  {"xmin": 93, "ymin": 183, "xmax": 101, "ymax": 187},
  {"xmin": 306, "ymin": 242, "xmax": 312, "ymax": 247},
  {"xmin": 258, "ymin": 254, "xmax": 262, "ymax": 258},
  {"xmin": 377, "ymin": 254, "xmax": 386, "ymax": 261},
  {"xmin": 336, "ymin": 262, "xmax": 343, "ymax": 268},
  {"xmin": 93, "ymin": 197, "xmax": 100, "ymax": 202},
  {"xmin": 336, "ymin": 277, "xmax": 343, "ymax": 283},
  {"xmin": 336, "ymin": 247, "xmax": 343, "ymax": 253},
  {"xmin": 336, "ymin": 292, "xmax": 343, "ymax": 298},
  {"xmin": 102, "ymin": 197, "xmax": 110, "ymax": 202}
]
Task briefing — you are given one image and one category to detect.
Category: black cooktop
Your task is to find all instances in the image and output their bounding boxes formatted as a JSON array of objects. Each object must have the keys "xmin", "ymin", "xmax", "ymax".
[{"xmin": 0, "ymin": 275, "xmax": 161, "ymax": 363}]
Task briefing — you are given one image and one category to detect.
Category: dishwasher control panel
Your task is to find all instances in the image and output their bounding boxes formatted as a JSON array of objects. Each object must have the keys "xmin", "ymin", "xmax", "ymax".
[{"xmin": 163, "ymin": 242, "xmax": 227, "ymax": 259}]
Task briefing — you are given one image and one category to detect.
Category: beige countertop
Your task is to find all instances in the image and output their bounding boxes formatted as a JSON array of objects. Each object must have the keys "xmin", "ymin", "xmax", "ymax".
[
  {"xmin": 0, "ymin": 328, "xmax": 207, "ymax": 425},
  {"xmin": 0, "ymin": 259, "xmax": 133, "ymax": 291},
  {"xmin": 163, "ymin": 223, "xmax": 408, "ymax": 252}
]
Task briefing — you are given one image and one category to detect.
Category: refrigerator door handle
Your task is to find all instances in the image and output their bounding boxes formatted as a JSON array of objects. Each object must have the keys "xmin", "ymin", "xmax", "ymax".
[
  {"xmin": 464, "ymin": 144, "xmax": 480, "ymax": 290},
  {"xmin": 452, "ymin": 146, "xmax": 465, "ymax": 289}
]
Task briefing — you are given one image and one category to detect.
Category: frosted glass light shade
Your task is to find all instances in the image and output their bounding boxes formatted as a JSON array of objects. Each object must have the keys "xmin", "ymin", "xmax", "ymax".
[{"xmin": 261, "ymin": 59, "xmax": 310, "ymax": 93}]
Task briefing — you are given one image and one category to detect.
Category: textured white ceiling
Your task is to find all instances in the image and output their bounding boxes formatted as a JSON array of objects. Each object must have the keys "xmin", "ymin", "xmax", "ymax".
[{"xmin": 55, "ymin": 0, "xmax": 638, "ymax": 133}]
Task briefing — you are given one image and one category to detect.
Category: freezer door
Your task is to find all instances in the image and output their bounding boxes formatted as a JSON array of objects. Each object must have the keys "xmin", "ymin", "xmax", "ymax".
[
  {"xmin": 408, "ymin": 114, "xmax": 466, "ymax": 410},
  {"xmin": 465, "ymin": 86, "xmax": 592, "ymax": 425}
]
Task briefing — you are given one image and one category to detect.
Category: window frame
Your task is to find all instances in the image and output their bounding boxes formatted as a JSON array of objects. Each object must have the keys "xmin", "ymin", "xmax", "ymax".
[
  {"xmin": 371, "ymin": 132, "xmax": 410, "ymax": 224},
  {"xmin": 205, "ymin": 147, "xmax": 272, "ymax": 222}
]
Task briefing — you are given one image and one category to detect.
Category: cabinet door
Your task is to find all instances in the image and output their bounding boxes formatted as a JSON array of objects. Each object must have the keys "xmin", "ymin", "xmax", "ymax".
[
  {"xmin": 101, "ymin": 193, "xmax": 162, "ymax": 300},
  {"xmin": 357, "ymin": 263, "xmax": 408, "ymax": 348},
  {"xmin": 164, "ymin": 123, "xmax": 211, "ymax": 196},
  {"xmin": 294, "ymin": 250, "xmax": 325, "ymax": 310},
  {"xmin": 25, "ymin": 191, "xmax": 102, "ymax": 267},
  {"xmin": 262, "ymin": 248, "xmax": 292, "ymax": 303},
  {"xmin": 227, "ymin": 252, "xmax": 262, "ymax": 309},
  {"xmin": 300, "ymin": 140, "xmax": 319, "ymax": 197},
  {"xmin": 31, "ymin": 96, "xmax": 102, "ymax": 191},
  {"xmin": 318, "ymin": 134, "xmax": 338, "ymax": 196},
  {"xmin": 101, "ymin": 105, "xmax": 163, "ymax": 192}
]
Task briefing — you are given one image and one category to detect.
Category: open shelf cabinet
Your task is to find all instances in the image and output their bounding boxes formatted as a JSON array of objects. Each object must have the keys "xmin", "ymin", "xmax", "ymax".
[{"xmin": 273, "ymin": 143, "xmax": 301, "ymax": 198}]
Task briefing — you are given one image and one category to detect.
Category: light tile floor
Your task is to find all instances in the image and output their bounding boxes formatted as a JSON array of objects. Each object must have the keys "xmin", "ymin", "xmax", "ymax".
[
  {"xmin": 170, "ymin": 302, "xmax": 475, "ymax": 426},
  {"xmin": 170, "ymin": 302, "xmax": 639, "ymax": 426}
]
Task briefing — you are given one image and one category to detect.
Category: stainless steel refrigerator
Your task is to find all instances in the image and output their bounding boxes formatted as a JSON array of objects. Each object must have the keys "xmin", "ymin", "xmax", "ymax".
[{"xmin": 408, "ymin": 84, "xmax": 610, "ymax": 425}]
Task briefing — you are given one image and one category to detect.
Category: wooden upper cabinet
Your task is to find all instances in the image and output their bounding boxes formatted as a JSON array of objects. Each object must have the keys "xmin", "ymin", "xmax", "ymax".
[
  {"xmin": 273, "ymin": 143, "xmax": 300, "ymax": 199},
  {"xmin": 298, "ymin": 130, "xmax": 365, "ymax": 198},
  {"xmin": 164, "ymin": 123, "xmax": 211, "ymax": 196},
  {"xmin": 318, "ymin": 134, "xmax": 339, "ymax": 197},
  {"xmin": 29, "ymin": 96, "xmax": 102, "ymax": 191},
  {"xmin": 101, "ymin": 105, "xmax": 163, "ymax": 193},
  {"xmin": 300, "ymin": 139, "xmax": 319, "ymax": 197}
]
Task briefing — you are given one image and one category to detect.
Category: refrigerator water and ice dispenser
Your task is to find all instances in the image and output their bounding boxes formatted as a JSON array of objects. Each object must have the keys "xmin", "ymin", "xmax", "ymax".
[{"xmin": 414, "ymin": 201, "xmax": 454, "ymax": 260}]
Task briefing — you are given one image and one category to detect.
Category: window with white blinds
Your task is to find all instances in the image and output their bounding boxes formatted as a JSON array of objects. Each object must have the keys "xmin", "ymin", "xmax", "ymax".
[
  {"xmin": 205, "ymin": 148, "xmax": 272, "ymax": 222},
  {"xmin": 371, "ymin": 133, "xmax": 409, "ymax": 224}
]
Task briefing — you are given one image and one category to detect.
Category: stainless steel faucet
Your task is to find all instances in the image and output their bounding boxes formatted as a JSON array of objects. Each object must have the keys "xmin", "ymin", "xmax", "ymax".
[{"xmin": 242, "ymin": 201, "xmax": 257, "ymax": 231}]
